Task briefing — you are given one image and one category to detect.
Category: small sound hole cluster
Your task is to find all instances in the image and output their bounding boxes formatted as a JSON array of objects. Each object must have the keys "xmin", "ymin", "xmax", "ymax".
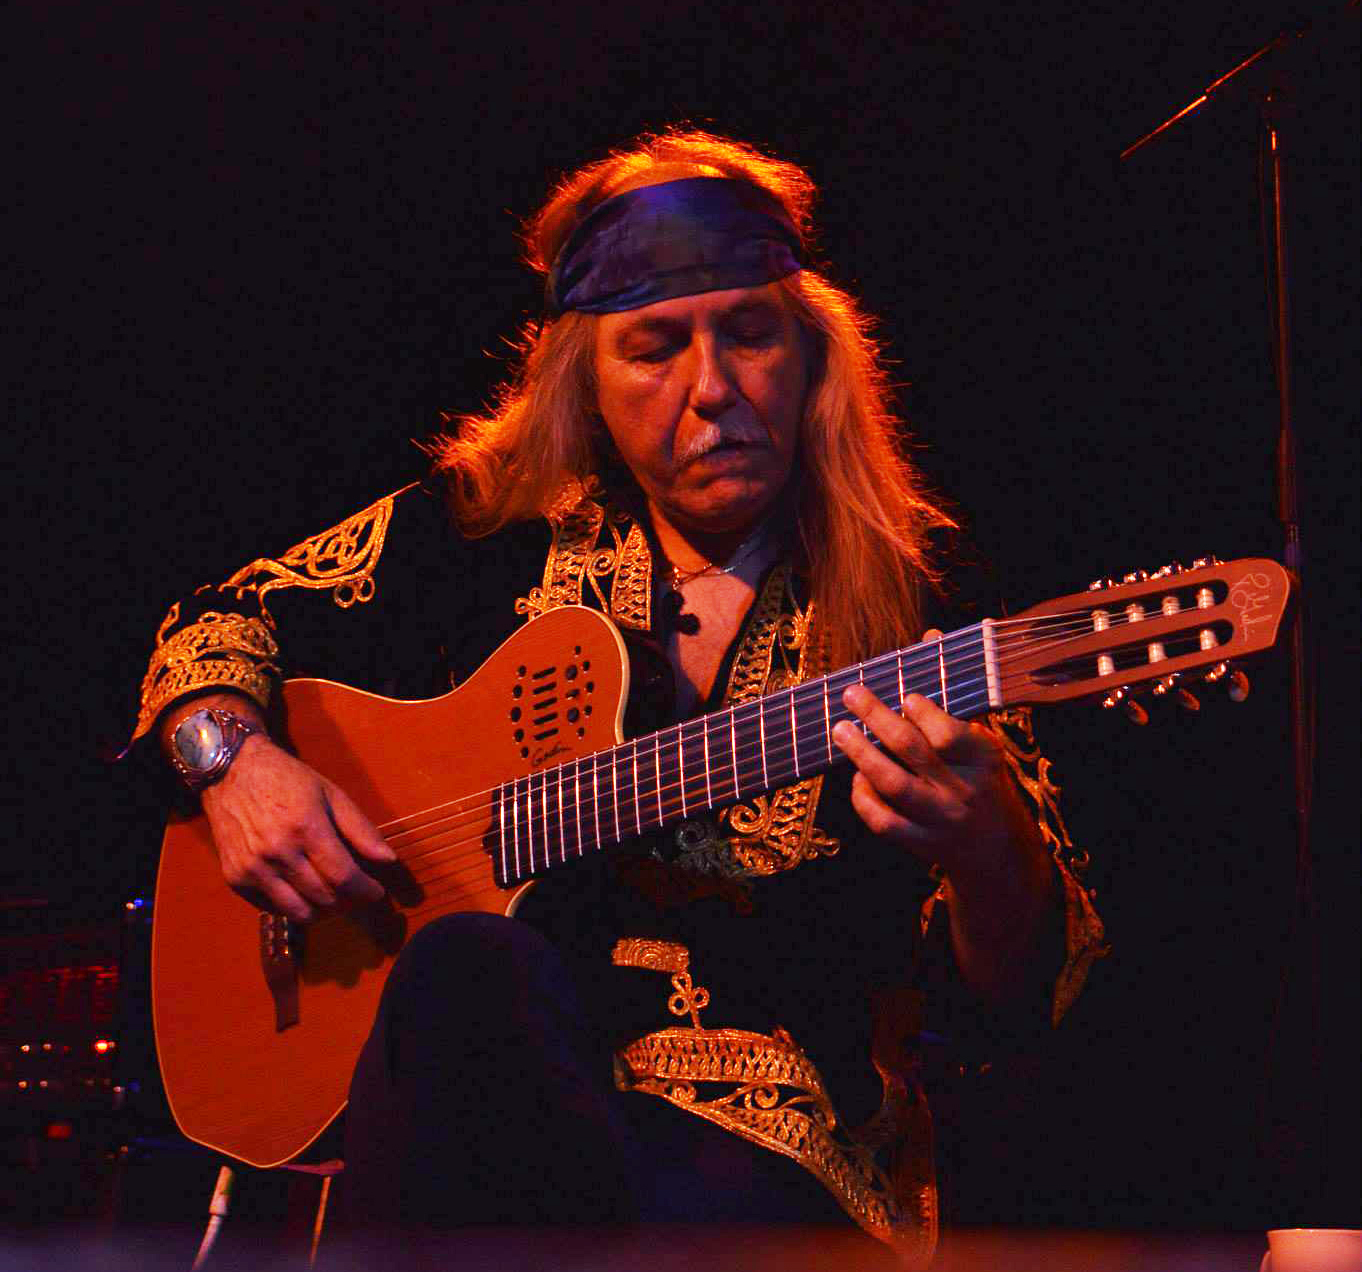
[{"xmin": 509, "ymin": 646, "xmax": 596, "ymax": 759}]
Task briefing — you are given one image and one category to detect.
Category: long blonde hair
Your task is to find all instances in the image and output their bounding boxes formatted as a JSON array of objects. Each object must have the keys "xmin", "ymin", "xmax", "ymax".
[{"xmin": 428, "ymin": 129, "xmax": 955, "ymax": 664}]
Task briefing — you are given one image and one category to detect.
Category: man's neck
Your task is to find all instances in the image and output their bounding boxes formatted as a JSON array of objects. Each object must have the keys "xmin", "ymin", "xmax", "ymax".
[{"xmin": 647, "ymin": 502, "xmax": 775, "ymax": 575}]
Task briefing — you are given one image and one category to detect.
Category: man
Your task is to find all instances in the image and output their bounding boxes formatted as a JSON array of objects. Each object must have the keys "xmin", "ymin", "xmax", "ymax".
[{"xmin": 135, "ymin": 130, "xmax": 1104, "ymax": 1263}]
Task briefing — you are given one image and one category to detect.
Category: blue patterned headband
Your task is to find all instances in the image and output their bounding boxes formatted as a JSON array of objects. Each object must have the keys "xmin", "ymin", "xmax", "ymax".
[{"xmin": 545, "ymin": 176, "xmax": 805, "ymax": 317}]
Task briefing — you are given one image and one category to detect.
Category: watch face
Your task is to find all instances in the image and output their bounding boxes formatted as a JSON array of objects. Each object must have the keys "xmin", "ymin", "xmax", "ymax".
[{"xmin": 175, "ymin": 710, "xmax": 226, "ymax": 773}]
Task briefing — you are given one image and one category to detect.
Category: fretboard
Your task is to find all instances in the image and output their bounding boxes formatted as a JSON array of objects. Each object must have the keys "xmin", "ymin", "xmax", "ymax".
[{"xmin": 492, "ymin": 620, "xmax": 998, "ymax": 886}]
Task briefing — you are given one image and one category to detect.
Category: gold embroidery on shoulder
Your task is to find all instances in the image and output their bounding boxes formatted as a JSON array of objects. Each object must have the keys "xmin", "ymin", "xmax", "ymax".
[
  {"xmin": 216, "ymin": 490, "xmax": 400, "ymax": 617},
  {"xmin": 516, "ymin": 488, "xmax": 652, "ymax": 630},
  {"xmin": 613, "ymin": 948, "xmax": 937, "ymax": 1268},
  {"xmin": 134, "ymin": 608, "xmax": 280, "ymax": 740}
]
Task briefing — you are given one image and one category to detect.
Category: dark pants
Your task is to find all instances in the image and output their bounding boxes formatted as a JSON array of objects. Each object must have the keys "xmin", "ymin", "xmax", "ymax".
[{"xmin": 333, "ymin": 913, "xmax": 846, "ymax": 1231}]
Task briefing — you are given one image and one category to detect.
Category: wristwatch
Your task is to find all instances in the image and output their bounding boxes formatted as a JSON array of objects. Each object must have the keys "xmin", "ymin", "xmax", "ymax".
[{"xmin": 169, "ymin": 707, "xmax": 263, "ymax": 792}]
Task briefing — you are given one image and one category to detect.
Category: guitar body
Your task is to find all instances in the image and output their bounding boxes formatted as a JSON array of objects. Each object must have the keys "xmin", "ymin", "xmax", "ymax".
[{"xmin": 151, "ymin": 605, "xmax": 630, "ymax": 1168}]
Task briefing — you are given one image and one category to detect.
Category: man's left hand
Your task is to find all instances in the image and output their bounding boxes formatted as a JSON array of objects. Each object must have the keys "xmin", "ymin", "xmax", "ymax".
[{"xmin": 831, "ymin": 684, "xmax": 1041, "ymax": 889}]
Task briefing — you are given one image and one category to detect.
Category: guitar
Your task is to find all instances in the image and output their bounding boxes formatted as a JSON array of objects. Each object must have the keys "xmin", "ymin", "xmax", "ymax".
[{"xmin": 151, "ymin": 557, "xmax": 1291, "ymax": 1167}]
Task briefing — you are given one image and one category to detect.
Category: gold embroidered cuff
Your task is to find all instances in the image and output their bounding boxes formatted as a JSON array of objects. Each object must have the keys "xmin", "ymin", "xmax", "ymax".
[{"xmin": 134, "ymin": 609, "xmax": 280, "ymax": 741}]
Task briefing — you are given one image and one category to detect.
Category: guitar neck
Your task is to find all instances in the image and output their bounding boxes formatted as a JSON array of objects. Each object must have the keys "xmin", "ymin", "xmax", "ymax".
[{"xmin": 492, "ymin": 621, "xmax": 995, "ymax": 886}]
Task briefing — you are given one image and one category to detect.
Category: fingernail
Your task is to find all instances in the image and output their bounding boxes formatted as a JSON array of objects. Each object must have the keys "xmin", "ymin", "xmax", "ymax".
[
  {"xmin": 378, "ymin": 841, "xmax": 397, "ymax": 861},
  {"xmin": 842, "ymin": 685, "xmax": 863, "ymax": 707},
  {"xmin": 833, "ymin": 721, "xmax": 853, "ymax": 745}
]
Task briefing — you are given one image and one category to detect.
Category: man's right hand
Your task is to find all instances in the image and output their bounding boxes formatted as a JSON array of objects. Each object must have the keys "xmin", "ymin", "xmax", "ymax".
[
  {"xmin": 200, "ymin": 737, "xmax": 397, "ymax": 923},
  {"xmin": 162, "ymin": 693, "xmax": 396, "ymax": 923}
]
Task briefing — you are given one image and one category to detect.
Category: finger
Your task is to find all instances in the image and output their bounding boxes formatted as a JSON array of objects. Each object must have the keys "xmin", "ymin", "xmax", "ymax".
[
  {"xmin": 248, "ymin": 874, "xmax": 315, "ymax": 925},
  {"xmin": 841, "ymin": 685, "xmax": 941, "ymax": 774},
  {"xmin": 898, "ymin": 693, "xmax": 979, "ymax": 760},
  {"xmin": 303, "ymin": 817, "xmax": 386, "ymax": 905},
  {"xmin": 849, "ymin": 771, "xmax": 933, "ymax": 850},
  {"xmin": 834, "ymin": 720, "xmax": 943, "ymax": 822},
  {"xmin": 325, "ymin": 781, "xmax": 397, "ymax": 863},
  {"xmin": 833, "ymin": 715, "xmax": 921, "ymax": 802},
  {"xmin": 275, "ymin": 851, "xmax": 339, "ymax": 910}
]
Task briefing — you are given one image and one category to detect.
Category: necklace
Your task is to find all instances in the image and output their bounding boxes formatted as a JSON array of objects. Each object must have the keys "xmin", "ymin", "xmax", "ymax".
[{"xmin": 666, "ymin": 520, "xmax": 772, "ymax": 591}]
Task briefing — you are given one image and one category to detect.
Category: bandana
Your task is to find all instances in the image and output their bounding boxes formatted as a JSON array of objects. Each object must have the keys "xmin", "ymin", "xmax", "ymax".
[{"xmin": 545, "ymin": 176, "xmax": 805, "ymax": 317}]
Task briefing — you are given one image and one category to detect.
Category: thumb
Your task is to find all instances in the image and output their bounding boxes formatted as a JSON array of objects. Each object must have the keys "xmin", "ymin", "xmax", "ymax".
[{"xmin": 324, "ymin": 781, "xmax": 397, "ymax": 863}]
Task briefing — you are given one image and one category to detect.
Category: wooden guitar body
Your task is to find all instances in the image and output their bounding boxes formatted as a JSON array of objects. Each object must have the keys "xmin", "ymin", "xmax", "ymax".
[{"xmin": 151, "ymin": 605, "xmax": 630, "ymax": 1168}]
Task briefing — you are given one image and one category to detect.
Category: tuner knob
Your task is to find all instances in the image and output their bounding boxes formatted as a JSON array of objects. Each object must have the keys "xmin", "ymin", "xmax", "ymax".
[
  {"xmin": 1203, "ymin": 661, "xmax": 1230, "ymax": 684},
  {"xmin": 1227, "ymin": 669, "xmax": 1251, "ymax": 702},
  {"xmin": 1176, "ymin": 688, "xmax": 1201, "ymax": 712},
  {"xmin": 1088, "ymin": 577, "xmax": 1114, "ymax": 592},
  {"xmin": 1122, "ymin": 570, "xmax": 1150, "ymax": 584},
  {"xmin": 1125, "ymin": 696, "xmax": 1150, "ymax": 726}
]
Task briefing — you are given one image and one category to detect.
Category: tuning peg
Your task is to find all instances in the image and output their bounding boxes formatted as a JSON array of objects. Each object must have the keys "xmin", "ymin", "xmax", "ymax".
[
  {"xmin": 1151, "ymin": 561, "xmax": 1185, "ymax": 579},
  {"xmin": 1088, "ymin": 577, "xmax": 1115, "ymax": 592},
  {"xmin": 1203, "ymin": 661, "xmax": 1230, "ymax": 684},
  {"xmin": 1191, "ymin": 554, "xmax": 1223, "ymax": 569},
  {"xmin": 1121, "ymin": 569, "xmax": 1150, "ymax": 584},
  {"xmin": 1226, "ymin": 669, "xmax": 1251, "ymax": 702},
  {"xmin": 1103, "ymin": 686, "xmax": 1148, "ymax": 725}
]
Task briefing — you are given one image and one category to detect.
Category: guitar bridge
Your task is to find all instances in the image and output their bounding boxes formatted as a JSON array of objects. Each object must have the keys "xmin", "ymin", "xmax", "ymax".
[{"xmin": 259, "ymin": 913, "xmax": 301, "ymax": 1031}]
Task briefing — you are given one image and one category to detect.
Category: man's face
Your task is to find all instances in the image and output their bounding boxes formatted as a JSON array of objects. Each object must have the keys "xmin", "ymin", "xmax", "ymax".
[{"xmin": 593, "ymin": 283, "xmax": 808, "ymax": 538}]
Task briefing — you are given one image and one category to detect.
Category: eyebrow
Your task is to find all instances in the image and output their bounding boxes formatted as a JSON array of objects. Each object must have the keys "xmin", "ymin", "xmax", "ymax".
[{"xmin": 612, "ymin": 299, "xmax": 783, "ymax": 342}]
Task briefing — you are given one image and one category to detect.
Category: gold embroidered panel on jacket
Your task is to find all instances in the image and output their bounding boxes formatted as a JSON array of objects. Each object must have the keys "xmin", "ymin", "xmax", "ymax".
[
  {"xmin": 917, "ymin": 705, "xmax": 1109, "ymax": 1025},
  {"xmin": 694, "ymin": 562, "xmax": 840, "ymax": 879},
  {"xmin": 612, "ymin": 943, "xmax": 938, "ymax": 1268},
  {"xmin": 134, "ymin": 607, "xmax": 280, "ymax": 740},
  {"xmin": 516, "ymin": 492, "xmax": 840, "ymax": 882},
  {"xmin": 514, "ymin": 489, "xmax": 652, "ymax": 631},
  {"xmin": 217, "ymin": 487, "xmax": 404, "ymax": 617}
]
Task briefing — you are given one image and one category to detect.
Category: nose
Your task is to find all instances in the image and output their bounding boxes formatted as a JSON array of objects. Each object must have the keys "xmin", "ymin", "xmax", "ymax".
[{"xmin": 688, "ymin": 332, "xmax": 740, "ymax": 418}]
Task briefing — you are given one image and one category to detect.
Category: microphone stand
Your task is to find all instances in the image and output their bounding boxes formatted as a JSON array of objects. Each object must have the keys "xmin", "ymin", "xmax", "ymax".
[{"xmin": 1120, "ymin": 1, "xmax": 1357, "ymax": 1218}]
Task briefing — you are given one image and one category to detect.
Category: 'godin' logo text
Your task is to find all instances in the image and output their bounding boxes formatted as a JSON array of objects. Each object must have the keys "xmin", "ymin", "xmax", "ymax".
[{"xmin": 1229, "ymin": 572, "xmax": 1274, "ymax": 632}]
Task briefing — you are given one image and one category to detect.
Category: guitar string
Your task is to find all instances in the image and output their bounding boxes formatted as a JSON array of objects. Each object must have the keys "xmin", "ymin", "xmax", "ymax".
[
  {"xmin": 402, "ymin": 679, "xmax": 1004, "ymax": 916},
  {"xmin": 378, "ymin": 608, "xmax": 1220, "ymax": 897},
  {"xmin": 379, "ymin": 601, "xmax": 1208, "ymax": 866},
  {"xmin": 374, "ymin": 602, "xmax": 1168, "ymax": 849}
]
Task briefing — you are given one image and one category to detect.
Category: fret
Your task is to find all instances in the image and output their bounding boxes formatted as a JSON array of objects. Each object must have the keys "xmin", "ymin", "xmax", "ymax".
[
  {"xmin": 701, "ymin": 715, "xmax": 713, "ymax": 808},
  {"xmin": 538, "ymin": 769, "xmax": 550, "ymax": 869},
  {"xmin": 728, "ymin": 707, "xmax": 739, "ymax": 802},
  {"xmin": 936, "ymin": 635, "xmax": 948, "ymax": 713},
  {"xmin": 822, "ymin": 677, "xmax": 832, "ymax": 765},
  {"xmin": 654, "ymin": 733, "xmax": 665, "ymax": 825},
  {"xmin": 677, "ymin": 726, "xmax": 687, "ymax": 819},
  {"xmin": 556, "ymin": 765, "xmax": 566, "ymax": 863},
  {"xmin": 610, "ymin": 747, "xmax": 621, "ymax": 844},
  {"xmin": 758, "ymin": 699, "xmax": 768, "ymax": 789},
  {"xmin": 512, "ymin": 776, "xmax": 523, "ymax": 877},
  {"xmin": 497, "ymin": 784, "xmax": 506, "ymax": 883},
  {"xmin": 897, "ymin": 649, "xmax": 906, "ymax": 711},
  {"xmin": 591, "ymin": 753, "xmax": 601, "ymax": 853},
  {"xmin": 572, "ymin": 761, "xmax": 582, "ymax": 858},
  {"xmin": 857, "ymin": 664, "xmax": 868, "ymax": 733},
  {"xmin": 631, "ymin": 742, "xmax": 642, "ymax": 837},
  {"xmin": 789, "ymin": 687, "xmax": 800, "ymax": 778}
]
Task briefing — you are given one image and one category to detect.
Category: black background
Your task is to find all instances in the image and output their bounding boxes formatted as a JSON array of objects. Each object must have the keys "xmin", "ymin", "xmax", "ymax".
[{"xmin": 11, "ymin": 0, "xmax": 1359, "ymax": 1233}]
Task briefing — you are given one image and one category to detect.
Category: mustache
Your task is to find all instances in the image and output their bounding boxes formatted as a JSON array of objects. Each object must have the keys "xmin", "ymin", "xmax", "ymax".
[{"xmin": 676, "ymin": 421, "xmax": 770, "ymax": 466}]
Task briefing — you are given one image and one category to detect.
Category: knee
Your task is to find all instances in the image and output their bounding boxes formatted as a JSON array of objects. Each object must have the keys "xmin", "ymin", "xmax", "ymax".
[{"xmin": 385, "ymin": 912, "xmax": 567, "ymax": 1016}]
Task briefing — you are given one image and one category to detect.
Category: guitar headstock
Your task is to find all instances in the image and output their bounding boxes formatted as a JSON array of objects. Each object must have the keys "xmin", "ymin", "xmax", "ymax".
[{"xmin": 996, "ymin": 557, "xmax": 1293, "ymax": 714}]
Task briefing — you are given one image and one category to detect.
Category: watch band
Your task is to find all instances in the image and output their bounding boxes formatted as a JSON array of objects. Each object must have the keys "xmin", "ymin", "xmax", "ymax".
[{"xmin": 169, "ymin": 707, "xmax": 263, "ymax": 793}]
